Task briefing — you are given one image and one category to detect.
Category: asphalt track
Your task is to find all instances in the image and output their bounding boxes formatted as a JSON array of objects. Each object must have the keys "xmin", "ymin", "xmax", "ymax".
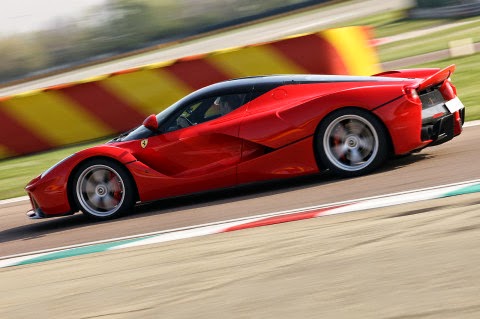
[
  {"xmin": 1, "ymin": 124, "xmax": 479, "ymax": 257},
  {"xmin": 0, "ymin": 129, "xmax": 479, "ymax": 319},
  {"xmin": 1, "ymin": 183, "xmax": 480, "ymax": 318}
]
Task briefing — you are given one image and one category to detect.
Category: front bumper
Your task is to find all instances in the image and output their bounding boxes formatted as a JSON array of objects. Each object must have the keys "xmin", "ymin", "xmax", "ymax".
[{"xmin": 25, "ymin": 174, "xmax": 73, "ymax": 219}]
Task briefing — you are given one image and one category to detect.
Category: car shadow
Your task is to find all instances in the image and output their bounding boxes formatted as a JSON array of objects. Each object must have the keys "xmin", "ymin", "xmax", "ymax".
[{"xmin": 0, "ymin": 152, "xmax": 431, "ymax": 246}]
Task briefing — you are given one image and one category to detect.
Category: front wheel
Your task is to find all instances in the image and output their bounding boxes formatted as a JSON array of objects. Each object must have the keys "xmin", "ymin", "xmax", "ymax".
[
  {"xmin": 73, "ymin": 159, "xmax": 135, "ymax": 220},
  {"xmin": 315, "ymin": 109, "xmax": 388, "ymax": 177}
]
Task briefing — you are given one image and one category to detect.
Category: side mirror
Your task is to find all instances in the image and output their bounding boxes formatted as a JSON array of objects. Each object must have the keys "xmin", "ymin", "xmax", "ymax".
[{"xmin": 142, "ymin": 114, "xmax": 158, "ymax": 131}]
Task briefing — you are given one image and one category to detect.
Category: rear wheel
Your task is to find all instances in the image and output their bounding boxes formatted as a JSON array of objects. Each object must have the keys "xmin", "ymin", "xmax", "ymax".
[
  {"xmin": 316, "ymin": 109, "xmax": 388, "ymax": 177},
  {"xmin": 73, "ymin": 159, "xmax": 135, "ymax": 220}
]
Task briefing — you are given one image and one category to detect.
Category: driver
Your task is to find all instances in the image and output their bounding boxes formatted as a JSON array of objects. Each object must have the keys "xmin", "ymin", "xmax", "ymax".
[{"xmin": 216, "ymin": 94, "xmax": 242, "ymax": 115}]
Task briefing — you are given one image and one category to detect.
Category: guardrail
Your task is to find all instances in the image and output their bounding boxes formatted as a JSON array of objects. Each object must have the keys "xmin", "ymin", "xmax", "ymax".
[
  {"xmin": 0, "ymin": 26, "xmax": 380, "ymax": 160},
  {"xmin": 409, "ymin": 2, "xmax": 480, "ymax": 18}
]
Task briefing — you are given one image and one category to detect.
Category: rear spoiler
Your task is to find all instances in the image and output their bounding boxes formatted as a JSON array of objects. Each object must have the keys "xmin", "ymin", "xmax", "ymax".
[
  {"xmin": 417, "ymin": 64, "xmax": 455, "ymax": 91},
  {"xmin": 373, "ymin": 64, "xmax": 456, "ymax": 91}
]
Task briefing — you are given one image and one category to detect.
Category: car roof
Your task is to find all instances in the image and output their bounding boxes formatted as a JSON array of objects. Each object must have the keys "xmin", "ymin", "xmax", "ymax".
[
  {"xmin": 156, "ymin": 74, "xmax": 410, "ymax": 124},
  {"xmin": 196, "ymin": 74, "xmax": 408, "ymax": 95},
  {"xmin": 169, "ymin": 74, "xmax": 408, "ymax": 109}
]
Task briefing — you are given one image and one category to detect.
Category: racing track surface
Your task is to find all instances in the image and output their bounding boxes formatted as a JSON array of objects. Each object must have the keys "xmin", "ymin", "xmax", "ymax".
[
  {"xmin": 2, "ymin": 194, "xmax": 480, "ymax": 318},
  {"xmin": 0, "ymin": 125, "xmax": 479, "ymax": 318},
  {"xmin": 1, "ymin": 124, "xmax": 479, "ymax": 257}
]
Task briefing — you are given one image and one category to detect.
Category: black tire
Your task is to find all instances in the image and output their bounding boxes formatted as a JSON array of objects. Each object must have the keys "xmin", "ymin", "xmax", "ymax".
[
  {"xmin": 72, "ymin": 159, "xmax": 135, "ymax": 220},
  {"xmin": 315, "ymin": 108, "xmax": 388, "ymax": 177}
]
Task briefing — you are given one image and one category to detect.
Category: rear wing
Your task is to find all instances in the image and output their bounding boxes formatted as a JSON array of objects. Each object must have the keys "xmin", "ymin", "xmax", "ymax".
[
  {"xmin": 373, "ymin": 65, "xmax": 456, "ymax": 91},
  {"xmin": 417, "ymin": 65, "xmax": 455, "ymax": 91}
]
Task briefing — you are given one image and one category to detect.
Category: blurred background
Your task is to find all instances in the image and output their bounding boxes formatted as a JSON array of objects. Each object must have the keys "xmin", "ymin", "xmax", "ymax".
[
  {"xmin": 1, "ymin": 0, "xmax": 479, "ymax": 85},
  {"xmin": 0, "ymin": 0, "xmax": 325, "ymax": 84}
]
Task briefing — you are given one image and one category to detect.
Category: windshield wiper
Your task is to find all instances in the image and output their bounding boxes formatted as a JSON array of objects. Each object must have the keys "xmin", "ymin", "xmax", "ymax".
[{"xmin": 110, "ymin": 127, "xmax": 137, "ymax": 142}]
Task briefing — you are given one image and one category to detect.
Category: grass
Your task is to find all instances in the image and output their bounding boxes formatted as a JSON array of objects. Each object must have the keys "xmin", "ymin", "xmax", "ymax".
[
  {"xmin": 339, "ymin": 10, "xmax": 449, "ymax": 38},
  {"xmin": 348, "ymin": 11, "xmax": 480, "ymax": 62},
  {"xmin": 378, "ymin": 17, "xmax": 480, "ymax": 61},
  {"xmin": 0, "ymin": 139, "xmax": 109, "ymax": 200},
  {"xmin": 338, "ymin": 9, "xmax": 480, "ymax": 62}
]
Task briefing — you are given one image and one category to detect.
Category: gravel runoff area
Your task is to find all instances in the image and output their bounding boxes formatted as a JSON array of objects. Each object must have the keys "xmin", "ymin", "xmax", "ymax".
[{"xmin": 1, "ymin": 193, "xmax": 480, "ymax": 318}]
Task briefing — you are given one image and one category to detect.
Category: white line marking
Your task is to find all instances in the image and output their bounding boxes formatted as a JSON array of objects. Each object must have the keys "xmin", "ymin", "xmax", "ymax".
[
  {"xmin": 0, "ymin": 195, "xmax": 29, "ymax": 206},
  {"xmin": 2, "ymin": 179, "xmax": 479, "ymax": 263},
  {"xmin": 464, "ymin": 120, "xmax": 480, "ymax": 128}
]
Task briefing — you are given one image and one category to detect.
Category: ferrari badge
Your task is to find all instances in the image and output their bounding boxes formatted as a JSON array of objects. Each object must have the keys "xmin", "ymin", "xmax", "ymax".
[{"xmin": 141, "ymin": 139, "xmax": 148, "ymax": 148}]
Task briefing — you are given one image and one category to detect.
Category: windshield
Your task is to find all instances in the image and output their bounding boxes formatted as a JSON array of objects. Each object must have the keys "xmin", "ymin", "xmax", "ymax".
[
  {"xmin": 110, "ymin": 125, "xmax": 149, "ymax": 142},
  {"xmin": 110, "ymin": 92, "xmax": 194, "ymax": 142}
]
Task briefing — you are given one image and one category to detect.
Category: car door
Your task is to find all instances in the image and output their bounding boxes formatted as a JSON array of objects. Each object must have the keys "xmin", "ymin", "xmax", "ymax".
[{"xmin": 134, "ymin": 93, "xmax": 250, "ymax": 195}]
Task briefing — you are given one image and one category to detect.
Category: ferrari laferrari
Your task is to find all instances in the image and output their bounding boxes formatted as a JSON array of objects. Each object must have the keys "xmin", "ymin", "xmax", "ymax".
[{"xmin": 26, "ymin": 65, "xmax": 465, "ymax": 220}]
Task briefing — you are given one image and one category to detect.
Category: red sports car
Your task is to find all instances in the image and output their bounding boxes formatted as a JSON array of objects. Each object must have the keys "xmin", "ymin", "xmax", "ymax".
[{"xmin": 25, "ymin": 65, "xmax": 465, "ymax": 220}]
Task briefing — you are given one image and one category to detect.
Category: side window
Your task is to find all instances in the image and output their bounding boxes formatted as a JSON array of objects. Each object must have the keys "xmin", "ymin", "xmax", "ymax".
[
  {"xmin": 203, "ymin": 93, "xmax": 247, "ymax": 120},
  {"xmin": 166, "ymin": 93, "xmax": 248, "ymax": 132},
  {"xmin": 175, "ymin": 100, "xmax": 204, "ymax": 129}
]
